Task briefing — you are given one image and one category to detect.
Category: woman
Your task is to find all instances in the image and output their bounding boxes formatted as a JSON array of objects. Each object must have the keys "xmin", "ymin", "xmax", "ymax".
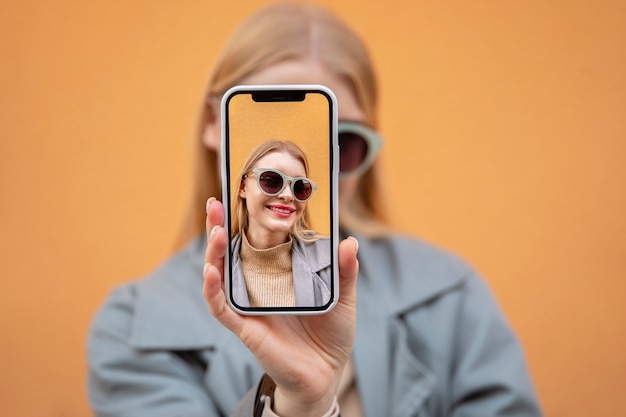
[
  {"xmin": 229, "ymin": 140, "xmax": 331, "ymax": 309},
  {"xmin": 88, "ymin": 3, "xmax": 543, "ymax": 417}
]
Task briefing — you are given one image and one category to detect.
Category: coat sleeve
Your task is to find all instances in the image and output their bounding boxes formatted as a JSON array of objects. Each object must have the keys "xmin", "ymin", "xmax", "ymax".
[
  {"xmin": 231, "ymin": 384, "xmax": 257, "ymax": 416},
  {"xmin": 87, "ymin": 285, "xmax": 222, "ymax": 417},
  {"xmin": 449, "ymin": 272, "xmax": 543, "ymax": 416}
]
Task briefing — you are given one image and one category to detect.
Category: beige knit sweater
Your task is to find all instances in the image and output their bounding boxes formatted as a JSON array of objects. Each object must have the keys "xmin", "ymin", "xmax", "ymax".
[{"xmin": 240, "ymin": 234, "xmax": 296, "ymax": 307}]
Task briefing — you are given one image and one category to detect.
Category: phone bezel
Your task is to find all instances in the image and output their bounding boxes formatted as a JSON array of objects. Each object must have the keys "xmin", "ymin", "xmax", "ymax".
[{"xmin": 220, "ymin": 84, "xmax": 339, "ymax": 315}]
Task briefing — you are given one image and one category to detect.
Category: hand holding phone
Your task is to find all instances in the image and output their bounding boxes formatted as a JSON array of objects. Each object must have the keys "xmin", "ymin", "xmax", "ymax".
[{"xmin": 202, "ymin": 197, "xmax": 359, "ymax": 415}]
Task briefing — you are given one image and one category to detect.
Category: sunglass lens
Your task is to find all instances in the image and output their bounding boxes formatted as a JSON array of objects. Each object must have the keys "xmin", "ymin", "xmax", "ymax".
[
  {"xmin": 293, "ymin": 179, "xmax": 313, "ymax": 201},
  {"xmin": 258, "ymin": 171, "xmax": 283, "ymax": 194},
  {"xmin": 339, "ymin": 132, "xmax": 368, "ymax": 174}
]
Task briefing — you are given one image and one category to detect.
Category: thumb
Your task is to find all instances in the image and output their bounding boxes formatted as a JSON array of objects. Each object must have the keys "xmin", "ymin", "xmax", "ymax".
[{"xmin": 337, "ymin": 236, "xmax": 359, "ymax": 305}]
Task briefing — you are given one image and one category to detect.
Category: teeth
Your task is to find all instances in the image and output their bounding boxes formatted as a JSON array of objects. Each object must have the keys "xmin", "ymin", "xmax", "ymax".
[{"xmin": 270, "ymin": 207, "xmax": 292, "ymax": 214}]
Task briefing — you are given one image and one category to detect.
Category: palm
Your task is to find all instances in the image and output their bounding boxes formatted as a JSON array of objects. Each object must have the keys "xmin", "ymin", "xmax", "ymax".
[{"xmin": 237, "ymin": 299, "xmax": 355, "ymax": 386}]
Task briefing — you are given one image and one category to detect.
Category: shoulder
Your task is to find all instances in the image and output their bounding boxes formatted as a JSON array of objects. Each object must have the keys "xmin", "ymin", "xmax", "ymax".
[
  {"xmin": 357, "ymin": 232, "xmax": 520, "ymax": 322},
  {"xmin": 355, "ymin": 232, "xmax": 487, "ymax": 314},
  {"xmin": 361, "ymin": 232, "xmax": 471, "ymax": 275},
  {"xmin": 90, "ymin": 235, "xmax": 230, "ymax": 350},
  {"xmin": 358, "ymin": 232, "xmax": 473, "ymax": 286},
  {"xmin": 292, "ymin": 236, "xmax": 331, "ymax": 270},
  {"xmin": 300, "ymin": 236, "xmax": 331, "ymax": 253}
]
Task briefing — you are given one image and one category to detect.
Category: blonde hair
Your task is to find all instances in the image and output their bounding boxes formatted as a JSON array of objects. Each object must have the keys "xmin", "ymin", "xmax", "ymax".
[
  {"xmin": 232, "ymin": 140, "xmax": 319, "ymax": 243},
  {"xmin": 176, "ymin": 2, "xmax": 387, "ymax": 249}
]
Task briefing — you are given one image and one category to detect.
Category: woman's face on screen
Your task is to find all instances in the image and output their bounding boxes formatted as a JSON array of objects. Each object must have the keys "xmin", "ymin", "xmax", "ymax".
[{"xmin": 240, "ymin": 150, "xmax": 307, "ymax": 248}]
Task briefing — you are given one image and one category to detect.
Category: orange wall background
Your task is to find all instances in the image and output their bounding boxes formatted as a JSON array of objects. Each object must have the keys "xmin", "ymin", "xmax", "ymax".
[{"xmin": 1, "ymin": 1, "xmax": 624, "ymax": 416}]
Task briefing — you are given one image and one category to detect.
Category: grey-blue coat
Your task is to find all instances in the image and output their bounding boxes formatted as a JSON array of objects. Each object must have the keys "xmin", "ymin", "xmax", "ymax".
[
  {"xmin": 229, "ymin": 233, "xmax": 332, "ymax": 308},
  {"xmin": 88, "ymin": 234, "xmax": 543, "ymax": 417}
]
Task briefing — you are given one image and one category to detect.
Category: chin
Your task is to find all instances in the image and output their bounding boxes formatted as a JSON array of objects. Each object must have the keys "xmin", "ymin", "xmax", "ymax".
[
  {"xmin": 267, "ymin": 223, "xmax": 294, "ymax": 235},
  {"xmin": 272, "ymin": 225, "xmax": 294, "ymax": 234}
]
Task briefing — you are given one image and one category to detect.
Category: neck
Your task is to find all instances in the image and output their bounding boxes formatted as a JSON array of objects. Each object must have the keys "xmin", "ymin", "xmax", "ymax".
[{"xmin": 245, "ymin": 229, "xmax": 290, "ymax": 249}]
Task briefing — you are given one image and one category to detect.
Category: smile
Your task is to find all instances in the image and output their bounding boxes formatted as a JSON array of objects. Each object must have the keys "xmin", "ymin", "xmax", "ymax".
[{"xmin": 267, "ymin": 205, "xmax": 295, "ymax": 215}]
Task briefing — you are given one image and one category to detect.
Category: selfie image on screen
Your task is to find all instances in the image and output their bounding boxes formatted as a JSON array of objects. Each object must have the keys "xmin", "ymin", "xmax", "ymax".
[{"xmin": 223, "ymin": 87, "xmax": 337, "ymax": 313}]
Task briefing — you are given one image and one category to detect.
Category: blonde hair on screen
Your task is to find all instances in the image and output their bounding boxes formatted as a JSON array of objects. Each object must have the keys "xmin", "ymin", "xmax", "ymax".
[{"xmin": 232, "ymin": 140, "xmax": 319, "ymax": 243}]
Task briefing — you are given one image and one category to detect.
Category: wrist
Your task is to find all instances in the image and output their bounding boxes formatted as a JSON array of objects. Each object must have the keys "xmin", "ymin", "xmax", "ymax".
[{"xmin": 272, "ymin": 385, "xmax": 337, "ymax": 417}]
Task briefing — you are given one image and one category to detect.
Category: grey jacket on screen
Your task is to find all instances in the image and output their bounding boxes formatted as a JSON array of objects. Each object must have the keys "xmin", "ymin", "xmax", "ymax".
[
  {"xmin": 88, "ymin": 233, "xmax": 543, "ymax": 417},
  {"xmin": 229, "ymin": 233, "xmax": 332, "ymax": 308}
]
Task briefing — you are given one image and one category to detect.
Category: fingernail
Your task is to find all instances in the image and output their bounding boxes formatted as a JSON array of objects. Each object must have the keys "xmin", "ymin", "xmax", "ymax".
[
  {"xmin": 209, "ymin": 225, "xmax": 219, "ymax": 241},
  {"xmin": 348, "ymin": 236, "xmax": 359, "ymax": 254},
  {"xmin": 206, "ymin": 197, "xmax": 216, "ymax": 214},
  {"xmin": 203, "ymin": 263, "xmax": 211, "ymax": 276}
]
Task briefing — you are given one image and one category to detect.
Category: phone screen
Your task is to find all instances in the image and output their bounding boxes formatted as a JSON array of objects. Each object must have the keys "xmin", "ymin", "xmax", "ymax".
[{"xmin": 221, "ymin": 85, "xmax": 338, "ymax": 315}]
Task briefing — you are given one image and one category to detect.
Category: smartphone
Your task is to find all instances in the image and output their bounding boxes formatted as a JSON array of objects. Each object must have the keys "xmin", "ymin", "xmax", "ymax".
[{"xmin": 221, "ymin": 85, "xmax": 339, "ymax": 315}]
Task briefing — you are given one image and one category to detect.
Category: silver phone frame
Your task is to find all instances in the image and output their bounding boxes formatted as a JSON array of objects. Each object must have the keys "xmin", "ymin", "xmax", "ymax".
[{"xmin": 220, "ymin": 84, "xmax": 339, "ymax": 315}]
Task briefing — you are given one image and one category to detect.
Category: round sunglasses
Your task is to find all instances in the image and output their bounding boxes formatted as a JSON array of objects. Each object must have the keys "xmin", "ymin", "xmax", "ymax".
[
  {"xmin": 338, "ymin": 122, "xmax": 384, "ymax": 178},
  {"xmin": 245, "ymin": 168, "xmax": 318, "ymax": 202}
]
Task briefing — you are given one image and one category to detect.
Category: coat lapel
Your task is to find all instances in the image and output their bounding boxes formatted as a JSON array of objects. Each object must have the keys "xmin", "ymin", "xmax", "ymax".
[
  {"xmin": 292, "ymin": 237, "xmax": 332, "ymax": 306},
  {"xmin": 353, "ymin": 296, "xmax": 391, "ymax": 417},
  {"xmin": 387, "ymin": 318, "xmax": 437, "ymax": 417},
  {"xmin": 352, "ymin": 234, "xmax": 463, "ymax": 417}
]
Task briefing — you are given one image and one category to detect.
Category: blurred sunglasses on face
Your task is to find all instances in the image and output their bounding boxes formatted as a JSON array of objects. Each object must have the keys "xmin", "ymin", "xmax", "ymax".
[
  {"xmin": 245, "ymin": 168, "xmax": 317, "ymax": 202},
  {"xmin": 338, "ymin": 122, "xmax": 383, "ymax": 178}
]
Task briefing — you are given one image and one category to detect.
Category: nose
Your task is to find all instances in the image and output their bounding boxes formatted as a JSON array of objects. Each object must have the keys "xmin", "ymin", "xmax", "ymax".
[{"xmin": 277, "ymin": 181, "xmax": 294, "ymax": 201}]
